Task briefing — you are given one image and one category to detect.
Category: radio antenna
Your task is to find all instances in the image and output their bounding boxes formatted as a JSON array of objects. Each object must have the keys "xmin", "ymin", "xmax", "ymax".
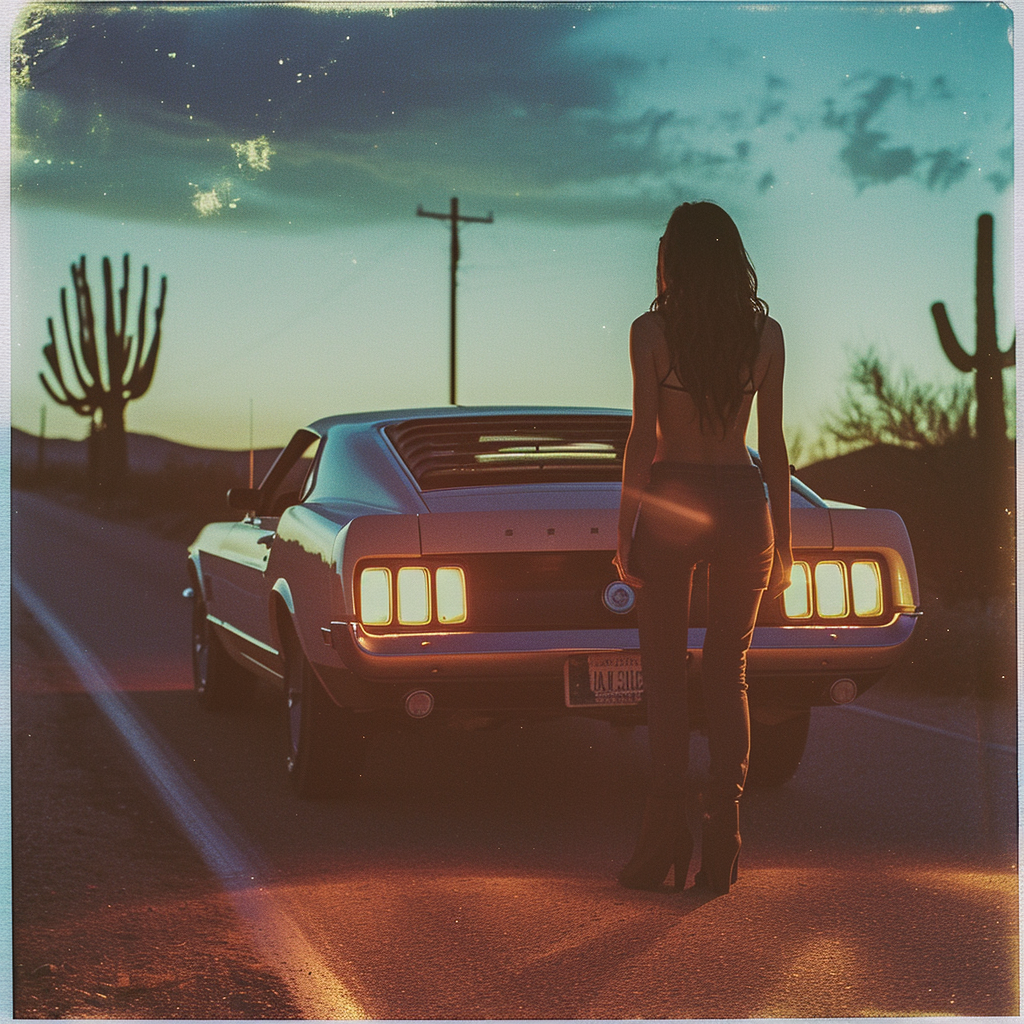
[{"xmin": 248, "ymin": 398, "xmax": 254, "ymax": 488}]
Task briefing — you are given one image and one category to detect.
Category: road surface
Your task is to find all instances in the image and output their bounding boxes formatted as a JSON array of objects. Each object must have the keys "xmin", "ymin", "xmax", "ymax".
[{"xmin": 11, "ymin": 490, "xmax": 1019, "ymax": 1019}]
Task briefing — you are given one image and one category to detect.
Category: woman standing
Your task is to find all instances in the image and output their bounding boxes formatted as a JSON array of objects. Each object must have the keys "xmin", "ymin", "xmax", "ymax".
[{"xmin": 613, "ymin": 202, "xmax": 792, "ymax": 893}]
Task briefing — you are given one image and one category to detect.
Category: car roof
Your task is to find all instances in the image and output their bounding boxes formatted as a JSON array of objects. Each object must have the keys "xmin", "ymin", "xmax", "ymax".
[
  {"xmin": 301, "ymin": 406, "xmax": 826, "ymax": 506},
  {"xmin": 308, "ymin": 405, "xmax": 631, "ymax": 434}
]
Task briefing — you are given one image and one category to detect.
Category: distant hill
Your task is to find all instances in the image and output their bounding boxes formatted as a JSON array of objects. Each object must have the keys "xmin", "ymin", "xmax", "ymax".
[
  {"xmin": 12, "ymin": 427, "xmax": 281, "ymax": 480},
  {"xmin": 13, "ymin": 426, "xmax": 1012, "ymax": 603}
]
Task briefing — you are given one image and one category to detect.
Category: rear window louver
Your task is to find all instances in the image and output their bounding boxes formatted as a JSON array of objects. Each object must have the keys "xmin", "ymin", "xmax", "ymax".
[{"xmin": 385, "ymin": 415, "xmax": 629, "ymax": 490}]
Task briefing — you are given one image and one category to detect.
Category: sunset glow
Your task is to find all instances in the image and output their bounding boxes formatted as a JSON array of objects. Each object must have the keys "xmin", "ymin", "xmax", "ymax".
[{"xmin": 8, "ymin": 2, "xmax": 1013, "ymax": 455}]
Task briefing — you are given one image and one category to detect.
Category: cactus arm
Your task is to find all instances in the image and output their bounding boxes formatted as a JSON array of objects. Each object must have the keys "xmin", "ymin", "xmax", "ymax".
[
  {"xmin": 41, "ymin": 320, "xmax": 92, "ymax": 415},
  {"xmin": 58, "ymin": 284, "xmax": 102, "ymax": 405},
  {"xmin": 130, "ymin": 337, "xmax": 161, "ymax": 399},
  {"xmin": 127, "ymin": 275, "xmax": 166, "ymax": 399},
  {"xmin": 102, "ymin": 256, "xmax": 118, "ymax": 385},
  {"xmin": 103, "ymin": 255, "xmax": 129, "ymax": 389},
  {"xmin": 40, "ymin": 371, "xmax": 73, "ymax": 408},
  {"xmin": 42, "ymin": 320, "xmax": 81, "ymax": 405},
  {"xmin": 71, "ymin": 258, "xmax": 102, "ymax": 389},
  {"xmin": 931, "ymin": 301, "xmax": 975, "ymax": 372},
  {"xmin": 1000, "ymin": 332, "xmax": 1015, "ymax": 368},
  {"xmin": 129, "ymin": 265, "xmax": 150, "ymax": 384},
  {"xmin": 116, "ymin": 254, "xmax": 132, "ymax": 385},
  {"xmin": 39, "ymin": 372, "xmax": 91, "ymax": 416},
  {"xmin": 119, "ymin": 254, "xmax": 130, "ymax": 365}
]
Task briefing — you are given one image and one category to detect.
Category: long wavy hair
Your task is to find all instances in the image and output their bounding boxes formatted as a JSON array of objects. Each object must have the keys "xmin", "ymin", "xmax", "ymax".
[{"xmin": 652, "ymin": 202, "xmax": 767, "ymax": 432}]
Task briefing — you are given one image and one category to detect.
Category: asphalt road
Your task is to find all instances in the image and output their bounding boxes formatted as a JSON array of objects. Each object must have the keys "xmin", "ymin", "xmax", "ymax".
[{"xmin": 11, "ymin": 489, "xmax": 1019, "ymax": 1019}]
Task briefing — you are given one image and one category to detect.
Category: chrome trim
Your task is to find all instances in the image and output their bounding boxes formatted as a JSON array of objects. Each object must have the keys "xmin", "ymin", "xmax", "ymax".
[
  {"xmin": 208, "ymin": 614, "xmax": 279, "ymax": 656},
  {"xmin": 238, "ymin": 649, "xmax": 284, "ymax": 681}
]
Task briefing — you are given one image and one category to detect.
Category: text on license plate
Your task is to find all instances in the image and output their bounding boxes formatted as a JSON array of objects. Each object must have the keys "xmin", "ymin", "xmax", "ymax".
[{"xmin": 564, "ymin": 653, "xmax": 643, "ymax": 707}]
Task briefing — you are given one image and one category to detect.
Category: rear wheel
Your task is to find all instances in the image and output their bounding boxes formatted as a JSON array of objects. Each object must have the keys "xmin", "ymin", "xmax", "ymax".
[
  {"xmin": 191, "ymin": 593, "xmax": 252, "ymax": 711},
  {"xmin": 284, "ymin": 630, "xmax": 367, "ymax": 798},
  {"xmin": 746, "ymin": 709, "xmax": 811, "ymax": 788}
]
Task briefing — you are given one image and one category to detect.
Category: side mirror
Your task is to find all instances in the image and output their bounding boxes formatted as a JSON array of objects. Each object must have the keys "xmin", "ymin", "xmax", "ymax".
[{"xmin": 227, "ymin": 486, "xmax": 261, "ymax": 512}]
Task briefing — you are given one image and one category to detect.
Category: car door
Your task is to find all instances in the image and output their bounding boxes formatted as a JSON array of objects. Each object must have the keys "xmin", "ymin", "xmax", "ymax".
[{"xmin": 216, "ymin": 431, "xmax": 322, "ymax": 676}]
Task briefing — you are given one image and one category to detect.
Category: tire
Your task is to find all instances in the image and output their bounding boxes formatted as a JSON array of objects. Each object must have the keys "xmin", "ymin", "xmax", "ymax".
[
  {"xmin": 284, "ymin": 631, "xmax": 367, "ymax": 798},
  {"xmin": 746, "ymin": 709, "xmax": 811, "ymax": 788},
  {"xmin": 191, "ymin": 593, "xmax": 252, "ymax": 711}
]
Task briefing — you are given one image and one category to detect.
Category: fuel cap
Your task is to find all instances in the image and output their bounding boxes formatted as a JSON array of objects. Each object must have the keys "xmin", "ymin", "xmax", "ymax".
[{"xmin": 603, "ymin": 580, "xmax": 636, "ymax": 614}]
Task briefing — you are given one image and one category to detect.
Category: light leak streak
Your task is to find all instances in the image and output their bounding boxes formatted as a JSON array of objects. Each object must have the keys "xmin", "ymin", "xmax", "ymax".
[
  {"xmin": 840, "ymin": 702, "xmax": 1016, "ymax": 756},
  {"xmin": 12, "ymin": 573, "xmax": 370, "ymax": 1021}
]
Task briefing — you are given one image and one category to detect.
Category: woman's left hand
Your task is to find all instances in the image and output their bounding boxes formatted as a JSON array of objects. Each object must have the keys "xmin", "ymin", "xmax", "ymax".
[
  {"xmin": 613, "ymin": 545, "xmax": 643, "ymax": 588},
  {"xmin": 766, "ymin": 546, "xmax": 793, "ymax": 603}
]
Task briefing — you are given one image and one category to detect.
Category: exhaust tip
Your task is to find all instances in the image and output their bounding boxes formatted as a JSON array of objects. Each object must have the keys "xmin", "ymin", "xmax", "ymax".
[
  {"xmin": 830, "ymin": 678, "xmax": 858, "ymax": 705},
  {"xmin": 405, "ymin": 689, "xmax": 435, "ymax": 719}
]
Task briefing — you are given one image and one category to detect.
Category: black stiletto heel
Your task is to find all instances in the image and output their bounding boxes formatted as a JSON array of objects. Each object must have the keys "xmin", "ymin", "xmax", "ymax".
[
  {"xmin": 694, "ymin": 803, "xmax": 741, "ymax": 895},
  {"xmin": 618, "ymin": 795, "xmax": 694, "ymax": 891}
]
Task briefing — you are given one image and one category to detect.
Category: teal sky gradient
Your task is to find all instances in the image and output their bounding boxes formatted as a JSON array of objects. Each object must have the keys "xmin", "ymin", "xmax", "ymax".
[{"xmin": 9, "ymin": 2, "xmax": 1015, "ymax": 457}]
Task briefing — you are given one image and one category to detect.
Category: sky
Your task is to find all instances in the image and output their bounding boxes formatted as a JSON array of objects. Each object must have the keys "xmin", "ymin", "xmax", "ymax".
[{"xmin": 7, "ymin": 1, "xmax": 1016, "ymax": 459}]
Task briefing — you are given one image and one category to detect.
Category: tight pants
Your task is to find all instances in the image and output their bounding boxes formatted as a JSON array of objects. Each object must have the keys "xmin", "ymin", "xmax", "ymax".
[{"xmin": 630, "ymin": 462, "xmax": 774, "ymax": 803}]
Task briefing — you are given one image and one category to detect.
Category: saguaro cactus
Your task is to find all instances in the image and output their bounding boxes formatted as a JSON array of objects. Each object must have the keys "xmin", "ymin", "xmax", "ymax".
[
  {"xmin": 40, "ymin": 254, "xmax": 167, "ymax": 487},
  {"xmin": 931, "ymin": 214, "xmax": 1014, "ymax": 447},
  {"xmin": 931, "ymin": 214, "xmax": 1014, "ymax": 605}
]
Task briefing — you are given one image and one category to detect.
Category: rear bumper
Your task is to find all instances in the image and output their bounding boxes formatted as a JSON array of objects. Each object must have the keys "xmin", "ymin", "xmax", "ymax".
[
  {"xmin": 328, "ymin": 615, "xmax": 917, "ymax": 676},
  {"xmin": 318, "ymin": 614, "xmax": 918, "ymax": 712}
]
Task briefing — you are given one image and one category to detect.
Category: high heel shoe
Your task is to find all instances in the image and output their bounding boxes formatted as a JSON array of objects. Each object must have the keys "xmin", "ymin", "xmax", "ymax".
[
  {"xmin": 617, "ymin": 795, "xmax": 693, "ymax": 891},
  {"xmin": 694, "ymin": 802, "xmax": 741, "ymax": 895}
]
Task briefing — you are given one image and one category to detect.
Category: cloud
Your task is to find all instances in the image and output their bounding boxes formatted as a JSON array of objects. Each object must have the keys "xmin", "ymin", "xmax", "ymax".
[
  {"xmin": 923, "ymin": 148, "xmax": 970, "ymax": 189},
  {"xmin": 821, "ymin": 72, "xmax": 1010, "ymax": 193},
  {"xmin": 757, "ymin": 75, "xmax": 789, "ymax": 126},
  {"xmin": 12, "ymin": 4, "xmax": 664, "ymax": 224},
  {"xmin": 14, "ymin": 5, "xmax": 636, "ymax": 136},
  {"xmin": 11, "ymin": 6, "xmax": 1011, "ymax": 226},
  {"xmin": 822, "ymin": 76, "xmax": 917, "ymax": 188}
]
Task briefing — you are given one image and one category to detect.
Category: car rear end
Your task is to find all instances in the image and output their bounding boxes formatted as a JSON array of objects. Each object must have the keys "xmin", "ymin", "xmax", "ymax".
[{"xmin": 311, "ymin": 411, "xmax": 919, "ymax": 727}]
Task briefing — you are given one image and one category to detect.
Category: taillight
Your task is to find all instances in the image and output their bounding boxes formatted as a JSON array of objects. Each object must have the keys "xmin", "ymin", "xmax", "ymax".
[
  {"xmin": 396, "ymin": 566, "xmax": 431, "ymax": 625},
  {"xmin": 435, "ymin": 566, "xmax": 468, "ymax": 624},
  {"xmin": 851, "ymin": 560, "xmax": 884, "ymax": 617},
  {"xmin": 359, "ymin": 567, "xmax": 392, "ymax": 626},
  {"xmin": 359, "ymin": 564, "xmax": 467, "ymax": 628},
  {"xmin": 782, "ymin": 557, "xmax": 886, "ymax": 622},
  {"xmin": 783, "ymin": 562, "xmax": 812, "ymax": 619},
  {"xmin": 814, "ymin": 560, "xmax": 849, "ymax": 618}
]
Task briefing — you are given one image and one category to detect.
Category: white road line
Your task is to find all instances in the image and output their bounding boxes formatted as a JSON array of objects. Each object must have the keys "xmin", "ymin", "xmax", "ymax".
[
  {"xmin": 13, "ymin": 573, "xmax": 370, "ymax": 1021},
  {"xmin": 841, "ymin": 702, "xmax": 1016, "ymax": 756}
]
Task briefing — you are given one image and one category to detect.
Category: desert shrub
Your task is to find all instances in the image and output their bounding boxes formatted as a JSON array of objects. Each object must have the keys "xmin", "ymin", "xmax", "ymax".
[{"xmin": 823, "ymin": 351, "xmax": 974, "ymax": 451}]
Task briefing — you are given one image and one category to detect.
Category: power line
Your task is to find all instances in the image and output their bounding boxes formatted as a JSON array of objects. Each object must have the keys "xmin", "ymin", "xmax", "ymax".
[{"xmin": 416, "ymin": 197, "xmax": 493, "ymax": 405}]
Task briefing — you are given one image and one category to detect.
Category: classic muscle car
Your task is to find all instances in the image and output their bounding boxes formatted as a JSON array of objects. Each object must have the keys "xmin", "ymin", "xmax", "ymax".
[{"xmin": 186, "ymin": 407, "xmax": 920, "ymax": 797}]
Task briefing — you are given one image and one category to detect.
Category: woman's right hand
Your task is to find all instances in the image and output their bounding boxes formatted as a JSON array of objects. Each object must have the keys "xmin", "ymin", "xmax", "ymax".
[
  {"xmin": 766, "ymin": 545, "xmax": 793, "ymax": 603},
  {"xmin": 613, "ymin": 541, "xmax": 643, "ymax": 588}
]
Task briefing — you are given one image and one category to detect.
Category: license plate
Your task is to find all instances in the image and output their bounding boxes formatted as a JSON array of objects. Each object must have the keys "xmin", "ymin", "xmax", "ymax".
[{"xmin": 564, "ymin": 653, "xmax": 643, "ymax": 707}]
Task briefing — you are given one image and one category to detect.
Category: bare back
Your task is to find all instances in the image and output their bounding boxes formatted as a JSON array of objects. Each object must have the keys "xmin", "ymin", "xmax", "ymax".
[{"xmin": 630, "ymin": 309, "xmax": 781, "ymax": 465}]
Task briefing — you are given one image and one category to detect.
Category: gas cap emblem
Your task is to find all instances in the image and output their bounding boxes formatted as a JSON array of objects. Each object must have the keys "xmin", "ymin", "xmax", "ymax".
[{"xmin": 603, "ymin": 581, "xmax": 636, "ymax": 614}]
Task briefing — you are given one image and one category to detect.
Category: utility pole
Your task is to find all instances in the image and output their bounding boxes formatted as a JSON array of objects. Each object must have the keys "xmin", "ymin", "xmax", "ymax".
[{"xmin": 417, "ymin": 197, "xmax": 493, "ymax": 405}]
